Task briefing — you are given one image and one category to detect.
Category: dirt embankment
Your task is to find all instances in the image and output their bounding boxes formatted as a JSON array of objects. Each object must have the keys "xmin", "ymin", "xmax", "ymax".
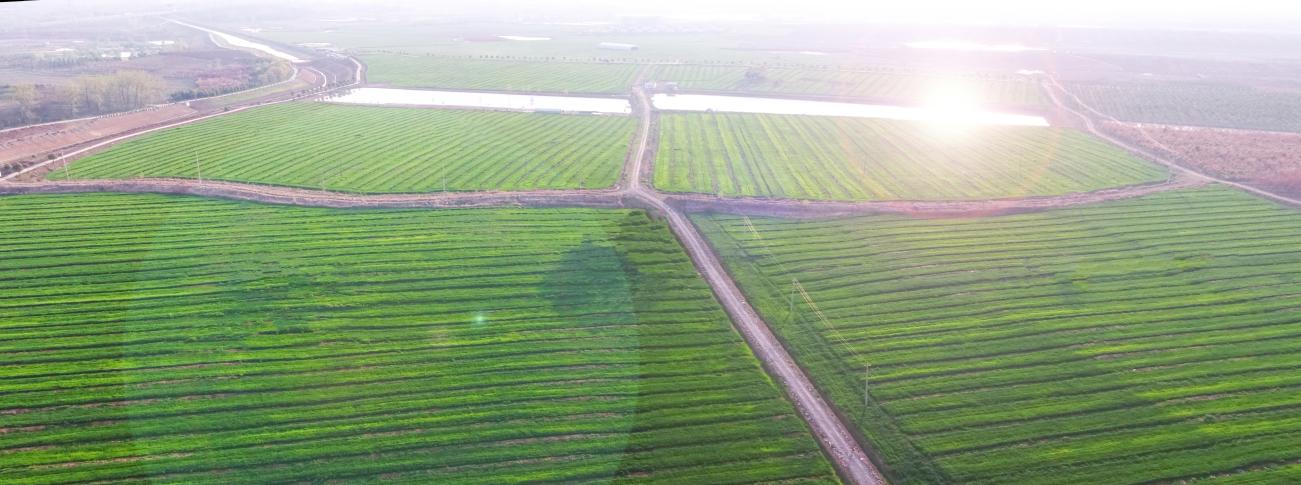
[
  {"xmin": 0, "ymin": 105, "xmax": 198, "ymax": 172},
  {"xmin": 3, "ymin": 65, "xmax": 337, "ymax": 182},
  {"xmin": 0, "ymin": 179, "xmax": 641, "ymax": 210},
  {"xmin": 1099, "ymin": 121, "xmax": 1301, "ymax": 199},
  {"xmin": 665, "ymin": 174, "xmax": 1204, "ymax": 219},
  {"xmin": 1043, "ymin": 76, "xmax": 1301, "ymax": 209}
]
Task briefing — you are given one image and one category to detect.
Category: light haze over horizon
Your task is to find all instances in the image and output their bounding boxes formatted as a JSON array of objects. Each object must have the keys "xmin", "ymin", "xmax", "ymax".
[{"xmin": 4, "ymin": 0, "xmax": 1301, "ymax": 32}]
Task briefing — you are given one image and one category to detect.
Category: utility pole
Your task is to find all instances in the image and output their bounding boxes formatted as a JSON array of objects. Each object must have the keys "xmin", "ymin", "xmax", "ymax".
[
  {"xmin": 860, "ymin": 363, "xmax": 871, "ymax": 423},
  {"xmin": 864, "ymin": 363, "xmax": 871, "ymax": 404},
  {"xmin": 788, "ymin": 278, "xmax": 797, "ymax": 322}
]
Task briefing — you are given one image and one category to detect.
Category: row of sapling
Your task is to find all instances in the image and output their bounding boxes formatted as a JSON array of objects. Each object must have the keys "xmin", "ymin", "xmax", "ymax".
[{"xmin": 4, "ymin": 70, "xmax": 167, "ymax": 126}]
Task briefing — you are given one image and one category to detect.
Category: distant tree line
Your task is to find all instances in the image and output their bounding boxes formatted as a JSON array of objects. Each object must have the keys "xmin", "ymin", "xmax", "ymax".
[
  {"xmin": 5, "ymin": 70, "xmax": 168, "ymax": 125},
  {"xmin": 3, "ymin": 59, "xmax": 295, "ymax": 127},
  {"xmin": 168, "ymin": 60, "xmax": 294, "ymax": 102}
]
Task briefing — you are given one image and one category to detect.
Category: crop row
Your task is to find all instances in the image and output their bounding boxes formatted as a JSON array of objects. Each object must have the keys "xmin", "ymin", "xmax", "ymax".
[
  {"xmin": 1098, "ymin": 121, "xmax": 1301, "ymax": 198},
  {"xmin": 0, "ymin": 193, "xmax": 837, "ymax": 484},
  {"xmin": 363, "ymin": 54, "xmax": 641, "ymax": 94},
  {"xmin": 694, "ymin": 186, "xmax": 1301, "ymax": 484},
  {"xmin": 649, "ymin": 65, "xmax": 1048, "ymax": 109},
  {"xmin": 1064, "ymin": 80, "xmax": 1301, "ymax": 133},
  {"xmin": 655, "ymin": 112, "xmax": 1167, "ymax": 201},
  {"xmin": 50, "ymin": 103, "xmax": 636, "ymax": 193}
]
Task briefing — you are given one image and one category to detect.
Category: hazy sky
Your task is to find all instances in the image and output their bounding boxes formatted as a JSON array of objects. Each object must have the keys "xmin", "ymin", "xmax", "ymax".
[
  {"xmin": 621, "ymin": 0, "xmax": 1301, "ymax": 28},
  {"xmin": 6, "ymin": 0, "xmax": 1301, "ymax": 31}
]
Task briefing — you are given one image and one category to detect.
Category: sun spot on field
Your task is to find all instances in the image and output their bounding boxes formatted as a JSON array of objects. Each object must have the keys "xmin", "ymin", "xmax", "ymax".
[
  {"xmin": 919, "ymin": 80, "xmax": 985, "ymax": 139},
  {"xmin": 473, "ymin": 312, "xmax": 488, "ymax": 327}
]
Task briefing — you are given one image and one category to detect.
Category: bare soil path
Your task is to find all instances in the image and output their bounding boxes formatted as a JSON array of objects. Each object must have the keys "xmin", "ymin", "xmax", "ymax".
[
  {"xmin": 0, "ymin": 178, "xmax": 634, "ymax": 209},
  {"xmin": 1044, "ymin": 76, "xmax": 1301, "ymax": 208},
  {"xmin": 622, "ymin": 84, "xmax": 887, "ymax": 485},
  {"xmin": 2, "ymin": 46, "xmax": 1256, "ymax": 485},
  {"xmin": 663, "ymin": 174, "xmax": 1202, "ymax": 218}
]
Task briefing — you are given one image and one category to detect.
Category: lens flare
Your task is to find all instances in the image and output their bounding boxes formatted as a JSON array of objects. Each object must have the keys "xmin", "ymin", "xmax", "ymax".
[{"xmin": 920, "ymin": 81, "xmax": 985, "ymax": 138}]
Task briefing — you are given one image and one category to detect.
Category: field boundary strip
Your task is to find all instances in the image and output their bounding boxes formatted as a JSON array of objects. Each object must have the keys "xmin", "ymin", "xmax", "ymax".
[
  {"xmin": 4, "ymin": 54, "xmax": 1299, "ymax": 485},
  {"xmin": 0, "ymin": 55, "xmax": 362, "ymax": 183},
  {"xmin": 1044, "ymin": 76, "xmax": 1301, "ymax": 209},
  {"xmin": 692, "ymin": 185, "xmax": 1301, "ymax": 483},
  {"xmin": 0, "ymin": 20, "xmax": 329, "ymax": 138}
]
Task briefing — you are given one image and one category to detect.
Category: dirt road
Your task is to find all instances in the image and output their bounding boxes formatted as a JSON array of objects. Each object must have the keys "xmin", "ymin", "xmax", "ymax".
[
  {"xmin": 663, "ymin": 174, "xmax": 1203, "ymax": 218},
  {"xmin": 623, "ymin": 86, "xmax": 888, "ymax": 485},
  {"xmin": 1044, "ymin": 77, "xmax": 1301, "ymax": 208},
  {"xmin": 0, "ymin": 178, "xmax": 636, "ymax": 209},
  {"xmin": 2, "ymin": 55, "xmax": 1247, "ymax": 485}
]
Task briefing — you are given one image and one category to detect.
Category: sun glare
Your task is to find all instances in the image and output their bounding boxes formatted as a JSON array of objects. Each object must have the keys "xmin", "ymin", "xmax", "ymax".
[{"xmin": 919, "ymin": 81, "xmax": 988, "ymax": 138}]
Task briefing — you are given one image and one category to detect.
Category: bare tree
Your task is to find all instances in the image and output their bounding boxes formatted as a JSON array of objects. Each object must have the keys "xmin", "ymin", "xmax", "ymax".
[{"xmin": 12, "ymin": 84, "xmax": 40, "ymax": 122}]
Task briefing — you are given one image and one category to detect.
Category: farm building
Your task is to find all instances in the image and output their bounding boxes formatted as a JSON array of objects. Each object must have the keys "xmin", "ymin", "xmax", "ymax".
[{"xmin": 598, "ymin": 42, "xmax": 639, "ymax": 51}]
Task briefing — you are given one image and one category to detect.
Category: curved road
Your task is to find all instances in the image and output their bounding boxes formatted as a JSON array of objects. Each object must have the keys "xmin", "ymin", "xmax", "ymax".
[{"xmin": 1044, "ymin": 76, "xmax": 1301, "ymax": 208}]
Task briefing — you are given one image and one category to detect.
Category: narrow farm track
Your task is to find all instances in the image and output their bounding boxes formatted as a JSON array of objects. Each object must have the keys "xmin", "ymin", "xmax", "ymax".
[
  {"xmin": 1045, "ymin": 76, "xmax": 1301, "ymax": 209},
  {"xmin": 0, "ymin": 178, "xmax": 635, "ymax": 209},
  {"xmin": 0, "ymin": 173, "xmax": 1199, "ymax": 217},
  {"xmin": 661, "ymin": 174, "xmax": 1202, "ymax": 218},
  {"xmin": 0, "ymin": 81, "xmax": 888, "ymax": 485},
  {"xmin": 694, "ymin": 185, "xmax": 1301, "ymax": 484},
  {"xmin": 614, "ymin": 85, "xmax": 887, "ymax": 485},
  {"xmin": 5, "ymin": 44, "xmax": 1286, "ymax": 485},
  {"xmin": 0, "ymin": 198, "xmax": 843, "ymax": 484}
]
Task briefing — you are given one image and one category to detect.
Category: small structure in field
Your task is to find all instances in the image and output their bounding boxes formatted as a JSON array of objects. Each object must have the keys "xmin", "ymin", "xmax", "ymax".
[
  {"xmin": 598, "ymin": 42, "xmax": 639, "ymax": 51},
  {"xmin": 643, "ymin": 81, "xmax": 679, "ymax": 93}
]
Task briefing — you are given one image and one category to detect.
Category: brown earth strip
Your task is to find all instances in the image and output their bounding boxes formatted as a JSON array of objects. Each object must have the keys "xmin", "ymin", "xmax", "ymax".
[{"xmin": 4, "ymin": 50, "xmax": 1269, "ymax": 485}]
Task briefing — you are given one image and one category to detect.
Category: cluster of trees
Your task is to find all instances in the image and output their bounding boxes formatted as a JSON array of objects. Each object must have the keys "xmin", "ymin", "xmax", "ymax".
[
  {"xmin": 7, "ymin": 53, "xmax": 97, "ymax": 70},
  {"xmin": 7, "ymin": 70, "xmax": 168, "ymax": 124},
  {"xmin": 10, "ymin": 84, "xmax": 40, "ymax": 122},
  {"xmin": 169, "ymin": 60, "xmax": 294, "ymax": 102},
  {"xmin": 5, "ymin": 59, "xmax": 293, "ymax": 126}
]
